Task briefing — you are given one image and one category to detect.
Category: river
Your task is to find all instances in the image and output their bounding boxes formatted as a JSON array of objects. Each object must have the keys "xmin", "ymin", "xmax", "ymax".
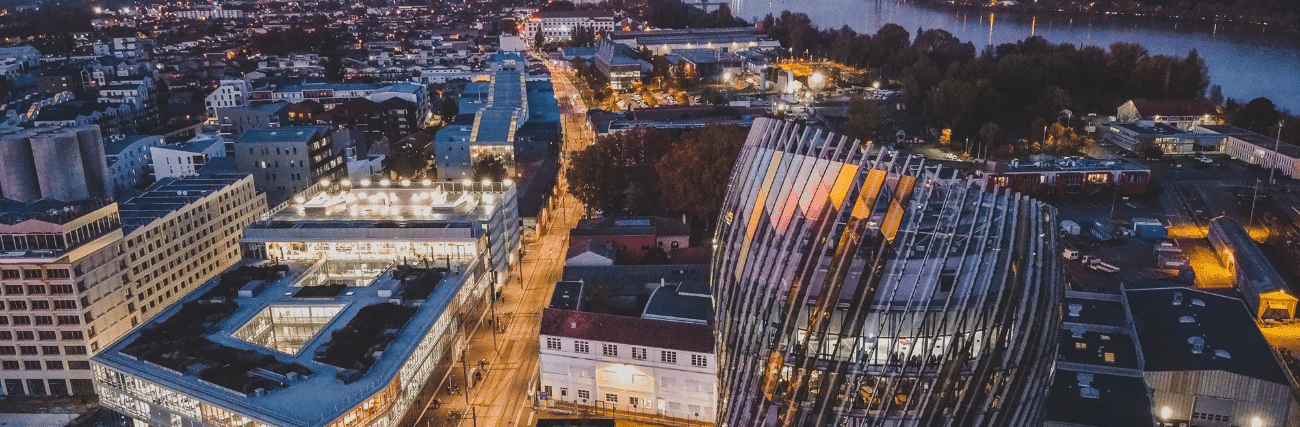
[{"xmin": 732, "ymin": 0, "xmax": 1300, "ymax": 111}]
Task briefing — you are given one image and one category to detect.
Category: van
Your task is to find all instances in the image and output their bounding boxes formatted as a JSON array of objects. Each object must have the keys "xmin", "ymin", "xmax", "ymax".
[{"xmin": 1062, "ymin": 248, "xmax": 1080, "ymax": 260}]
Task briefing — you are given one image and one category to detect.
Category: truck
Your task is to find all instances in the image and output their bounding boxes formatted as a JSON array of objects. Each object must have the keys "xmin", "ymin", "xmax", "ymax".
[
  {"xmin": 1061, "ymin": 220, "xmax": 1081, "ymax": 236},
  {"xmin": 1132, "ymin": 217, "xmax": 1168, "ymax": 240},
  {"xmin": 1081, "ymin": 255, "xmax": 1121, "ymax": 274},
  {"xmin": 1091, "ymin": 219, "xmax": 1119, "ymax": 243}
]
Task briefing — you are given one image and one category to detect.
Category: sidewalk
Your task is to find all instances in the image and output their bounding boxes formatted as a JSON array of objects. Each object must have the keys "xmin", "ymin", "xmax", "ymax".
[{"xmin": 536, "ymin": 400, "xmax": 714, "ymax": 427}]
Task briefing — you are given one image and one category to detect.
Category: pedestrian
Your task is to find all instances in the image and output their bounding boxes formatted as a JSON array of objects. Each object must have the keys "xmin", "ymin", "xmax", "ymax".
[
  {"xmin": 474, "ymin": 371, "xmax": 482, "ymax": 383},
  {"xmin": 432, "ymin": 399, "xmax": 441, "ymax": 409}
]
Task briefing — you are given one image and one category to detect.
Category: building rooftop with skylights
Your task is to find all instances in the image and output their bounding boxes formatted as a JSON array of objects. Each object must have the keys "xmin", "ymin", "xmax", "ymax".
[
  {"xmin": 92, "ymin": 257, "xmax": 492, "ymax": 427},
  {"xmin": 241, "ymin": 179, "xmax": 520, "ymax": 287}
]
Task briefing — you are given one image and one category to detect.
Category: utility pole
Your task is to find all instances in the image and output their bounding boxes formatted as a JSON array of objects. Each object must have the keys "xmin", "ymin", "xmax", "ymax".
[{"xmin": 1271, "ymin": 120, "xmax": 1285, "ymax": 185}]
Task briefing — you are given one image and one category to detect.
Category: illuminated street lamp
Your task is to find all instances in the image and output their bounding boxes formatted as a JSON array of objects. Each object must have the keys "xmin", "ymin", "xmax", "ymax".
[{"xmin": 1253, "ymin": 417, "xmax": 1263, "ymax": 427}]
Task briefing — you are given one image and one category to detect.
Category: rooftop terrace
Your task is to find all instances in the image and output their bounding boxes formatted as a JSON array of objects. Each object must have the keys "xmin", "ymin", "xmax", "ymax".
[{"xmin": 95, "ymin": 258, "xmax": 473, "ymax": 426}]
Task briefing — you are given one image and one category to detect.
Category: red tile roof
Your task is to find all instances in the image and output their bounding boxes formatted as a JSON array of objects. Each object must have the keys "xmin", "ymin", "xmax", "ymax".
[
  {"xmin": 540, "ymin": 308, "xmax": 714, "ymax": 353},
  {"xmin": 1130, "ymin": 98, "xmax": 1215, "ymax": 117}
]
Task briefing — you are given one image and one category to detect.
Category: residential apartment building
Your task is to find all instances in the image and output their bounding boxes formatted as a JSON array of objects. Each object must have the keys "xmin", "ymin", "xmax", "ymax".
[
  {"xmin": 105, "ymin": 134, "xmax": 163, "ymax": 195},
  {"xmin": 523, "ymin": 11, "xmax": 617, "ymax": 45},
  {"xmin": 216, "ymin": 101, "xmax": 290, "ymax": 142},
  {"xmin": 0, "ymin": 173, "xmax": 266, "ymax": 397},
  {"xmin": 151, "ymin": 134, "xmax": 226, "ymax": 179},
  {"xmin": 205, "ymin": 78, "xmax": 252, "ymax": 118},
  {"xmin": 539, "ymin": 266, "xmax": 716, "ymax": 422},
  {"xmin": 233, "ymin": 126, "xmax": 345, "ymax": 204}
]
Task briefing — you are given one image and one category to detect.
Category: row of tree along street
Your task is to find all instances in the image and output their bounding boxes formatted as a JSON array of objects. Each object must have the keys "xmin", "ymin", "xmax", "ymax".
[{"xmin": 566, "ymin": 124, "xmax": 748, "ymax": 230}]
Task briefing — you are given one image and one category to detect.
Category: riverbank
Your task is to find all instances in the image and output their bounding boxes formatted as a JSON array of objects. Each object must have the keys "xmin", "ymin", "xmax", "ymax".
[{"xmin": 921, "ymin": 0, "xmax": 1300, "ymax": 38}]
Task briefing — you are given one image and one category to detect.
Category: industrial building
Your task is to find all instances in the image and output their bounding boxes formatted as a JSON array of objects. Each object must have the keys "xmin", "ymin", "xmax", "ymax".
[
  {"xmin": 711, "ymin": 118, "xmax": 1062, "ymax": 426},
  {"xmin": 1044, "ymin": 291, "xmax": 1153, "ymax": 427},
  {"xmin": 1125, "ymin": 287, "xmax": 1299, "ymax": 427},
  {"xmin": 1207, "ymin": 217, "xmax": 1298, "ymax": 320},
  {"xmin": 0, "ymin": 126, "xmax": 113, "ymax": 203},
  {"xmin": 980, "ymin": 157, "xmax": 1152, "ymax": 196},
  {"xmin": 0, "ymin": 173, "xmax": 266, "ymax": 396},
  {"xmin": 609, "ymin": 28, "xmax": 780, "ymax": 55},
  {"xmin": 1106, "ymin": 120, "xmax": 1223, "ymax": 155}
]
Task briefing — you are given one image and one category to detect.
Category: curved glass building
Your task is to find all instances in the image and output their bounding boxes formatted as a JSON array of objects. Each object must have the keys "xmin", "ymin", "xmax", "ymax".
[{"xmin": 712, "ymin": 118, "xmax": 1061, "ymax": 427}]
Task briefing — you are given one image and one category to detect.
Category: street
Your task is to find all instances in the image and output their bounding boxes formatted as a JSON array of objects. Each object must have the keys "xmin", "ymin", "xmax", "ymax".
[{"xmin": 407, "ymin": 54, "xmax": 594, "ymax": 427}]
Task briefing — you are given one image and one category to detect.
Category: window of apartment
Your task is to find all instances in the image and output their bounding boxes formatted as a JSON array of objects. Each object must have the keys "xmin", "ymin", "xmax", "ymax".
[
  {"xmin": 3, "ymin": 285, "xmax": 21, "ymax": 294},
  {"xmin": 546, "ymin": 337, "xmax": 561, "ymax": 350},
  {"xmin": 50, "ymin": 285, "xmax": 73, "ymax": 295},
  {"xmin": 22, "ymin": 270, "xmax": 41, "ymax": 279},
  {"xmin": 661, "ymin": 351, "xmax": 677, "ymax": 364},
  {"xmin": 33, "ymin": 316, "xmax": 52, "ymax": 326},
  {"xmin": 56, "ymin": 316, "xmax": 79, "ymax": 326},
  {"xmin": 41, "ymin": 346, "xmax": 59, "ymax": 355},
  {"xmin": 68, "ymin": 361, "xmax": 90, "ymax": 370},
  {"xmin": 629, "ymin": 397, "xmax": 639, "ymax": 407},
  {"xmin": 12, "ymin": 316, "xmax": 30, "ymax": 325},
  {"xmin": 19, "ymin": 346, "xmax": 36, "ymax": 355},
  {"xmin": 29, "ymin": 301, "xmax": 49, "ymax": 310},
  {"xmin": 0, "ymin": 361, "xmax": 16, "ymax": 370},
  {"xmin": 8, "ymin": 301, "xmax": 26, "ymax": 310},
  {"xmin": 631, "ymin": 347, "xmax": 647, "ymax": 360},
  {"xmin": 0, "ymin": 331, "xmax": 10, "ymax": 340},
  {"xmin": 23, "ymin": 361, "xmax": 41, "ymax": 370},
  {"xmin": 574, "ymin": 341, "xmax": 590, "ymax": 354},
  {"xmin": 46, "ymin": 269, "xmax": 69, "ymax": 279},
  {"xmin": 37, "ymin": 331, "xmax": 55, "ymax": 341},
  {"xmin": 60, "ymin": 331, "xmax": 83, "ymax": 340},
  {"xmin": 691, "ymin": 354, "xmax": 708, "ymax": 368},
  {"xmin": 577, "ymin": 390, "xmax": 590, "ymax": 400},
  {"xmin": 0, "ymin": 346, "xmax": 12, "ymax": 355},
  {"xmin": 45, "ymin": 361, "xmax": 63, "ymax": 370},
  {"xmin": 602, "ymin": 344, "xmax": 618, "ymax": 357},
  {"xmin": 64, "ymin": 346, "xmax": 87, "ymax": 355},
  {"xmin": 0, "ymin": 317, "xmax": 7, "ymax": 325},
  {"xmin": 14, "ymin": 331, "xmax": 31, "ymax": 340},
  {"xmin": 605, "ymin": 393, "xmax": 618, "ymax": 403},
  {"xmin": 52, "ymin": 301, "xmax": 76, "ymax": 310},
  {"xmin": 0, "ymin": 270, "xmax": 18, "ymax": 280}
]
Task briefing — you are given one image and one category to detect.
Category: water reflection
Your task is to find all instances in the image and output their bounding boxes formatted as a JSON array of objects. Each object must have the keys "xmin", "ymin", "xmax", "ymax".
[{"xmin": 736, "ymin": 0, "xmax": 1300, "ymax": 110}]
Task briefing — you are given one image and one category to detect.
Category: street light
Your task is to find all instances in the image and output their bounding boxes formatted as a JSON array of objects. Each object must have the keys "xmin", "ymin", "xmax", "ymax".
[{"xmin": 1252, "ymin": 416, "xmax": 1263, "ymax": 427}]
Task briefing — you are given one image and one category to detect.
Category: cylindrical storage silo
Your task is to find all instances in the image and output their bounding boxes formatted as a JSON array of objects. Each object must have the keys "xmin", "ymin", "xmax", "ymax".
[
  {"xmin": 30, "ymin": 133, "xmax": 89, "ymax": 202},
  {"xmin": 0, "ymin": 135, "xmax": 40, "ymax": 202},
  {"xmin": 73, "ymin": 126, "xmax": 111, "ymax": 199}
]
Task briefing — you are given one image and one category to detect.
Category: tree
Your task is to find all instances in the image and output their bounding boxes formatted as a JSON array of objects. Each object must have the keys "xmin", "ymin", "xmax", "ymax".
[
  {"xmin": 978, "ymin": 122, "xmax": 1002, "ymax": 158},
  {"xmin": 1209, "ymin": 85, "xmax": 1224, "ymax": 106},
  {"xmin": 438, "ymin": 97, "xmax": 459, "ymax": 121},
  {"xmin": 383, "ymin": 142, "xmax": 432, "ymax": 179},
  {"xmin": 656, "ymin": 124, "xmax": 748, "ymax": 222},
  {"xmin": 473, "ymin": 155, "xmax": 509, "ymax": 181},
  {"xmin": 842, "ymin": 95, "xmax": 884, "ymax": 146},
  {"xmin": 1135, "ymin": 141, "xmax": 1164, "ymax": 160},
  {"xmin": 567, "ymin": 142, "xmax": 625, "ymax": 213},
  {"xmin": 1236, "ymin": 97, "xmax": 1281, "ymax": 134}
]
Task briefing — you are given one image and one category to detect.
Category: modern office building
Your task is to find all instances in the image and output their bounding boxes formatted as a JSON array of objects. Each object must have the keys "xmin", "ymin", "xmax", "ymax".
[
  {"xmin": 0, "ymin": 173, "xmax": 265, "ymax": 396},
  {"xmin": 93, "ymin": 256, "xmax": 497, "ymax": 427},
  {"xmin": 711, "ymin": 118, "xmax": 1062, "ymax": 427},
  {"xmin": 239, "ymin": 179, "xmax": 520, "ymax": 290},
  {"xmin": 151, "ymin": 134, "xmax": 227, "ymax": 180}
]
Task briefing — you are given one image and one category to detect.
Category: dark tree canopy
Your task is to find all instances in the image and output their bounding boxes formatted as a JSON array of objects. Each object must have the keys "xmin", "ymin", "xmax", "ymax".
[
  {"xmin": 472, "ymin": 155, "xmax": 509, "ymax": 182},
  {"xmin": 656, "ymin": 124, "xmax": 748, "ymax": 221}
]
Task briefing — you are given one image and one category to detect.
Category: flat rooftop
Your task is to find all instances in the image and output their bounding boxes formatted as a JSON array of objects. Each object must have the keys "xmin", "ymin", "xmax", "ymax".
[
  {"xmin": 1113, "ymin": 122, "xmax": 1188, "ymax": 136},
  {"xmin": 1059, "ymin": 330, "xmax": 1140, "ymax": 370},
  {"xmin": 1064, "ymin": 292, "xmax": 1129, "ymax": 328},
  {"xmin": 118, "ymin": 174, "xmax": 249, "ymax": 233},
  {"xmin": 1125, "ymin": 287, "xmax": 1290, "ymax": 384},
  {"xmin": 1044, "ymin": 370, "xmax": 1153, "ymax": 427},
  {"xmin": 235, "ymin": 126, "xmax": 328, "ymax": 144},
  {"xmin": 94, "ymin": 259, "xmax": 471, "ymax": 427},
  {"xmin": 1200, "ymin": 124, "xmax": 1300, "ymax": 158},
  {"xmin": 252, "ymin": 181, "xmax": 512, "ymax": 224},
  {"xmin": 999, "ymin": 157, "xmax": 1148, "ymax": 173}
]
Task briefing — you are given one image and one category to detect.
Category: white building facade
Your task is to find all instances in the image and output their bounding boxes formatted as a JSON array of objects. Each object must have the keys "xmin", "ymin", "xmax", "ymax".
[
  {"xmin": 523, "ymin": 11, "xmax": 617, "ymax": 45},
  {"xmin": 204, "ymin": 78, "xmax": 252, "ymax": 118},
  {"xmin": 539, "ymin": 309, "xmax": 717, "ymax": 423}
]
